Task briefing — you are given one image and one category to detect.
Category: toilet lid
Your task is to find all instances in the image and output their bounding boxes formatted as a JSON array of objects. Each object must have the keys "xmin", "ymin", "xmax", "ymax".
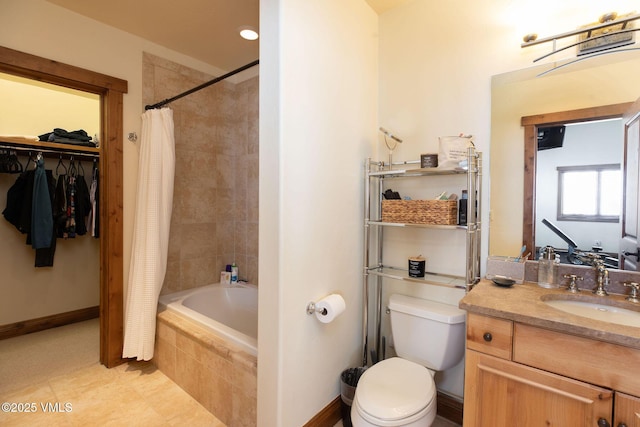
[{"xmin": 355, "ymin": 357, "xmax": 435, "ymax": 422}]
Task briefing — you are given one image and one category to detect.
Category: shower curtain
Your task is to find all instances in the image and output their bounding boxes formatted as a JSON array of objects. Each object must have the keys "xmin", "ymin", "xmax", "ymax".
[{"xmin": 123, "ymin": 108, "xmax": 175, "ymax": 361}]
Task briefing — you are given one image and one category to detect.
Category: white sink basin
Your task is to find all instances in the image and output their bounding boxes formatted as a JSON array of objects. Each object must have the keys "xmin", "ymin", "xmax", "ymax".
[{"xmin": 543, "ymin": 299, "xmax": 640, "ymax": 328}]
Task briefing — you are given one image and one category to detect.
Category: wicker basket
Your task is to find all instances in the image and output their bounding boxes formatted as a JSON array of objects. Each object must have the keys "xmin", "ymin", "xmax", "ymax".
[{"xmin": 381, "ymin": 199, "xmax": 458, "ymax": 225}]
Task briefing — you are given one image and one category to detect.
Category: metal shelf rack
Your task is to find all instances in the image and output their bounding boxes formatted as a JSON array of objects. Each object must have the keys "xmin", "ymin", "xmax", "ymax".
[{"xmin": 362, "ymin": 147, "xmax": 482, "ymax": 366}]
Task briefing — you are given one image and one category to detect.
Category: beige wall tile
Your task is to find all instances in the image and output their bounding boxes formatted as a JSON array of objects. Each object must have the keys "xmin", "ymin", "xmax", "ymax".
[
  {"xmin": 175, "ymin": 349, "xmax": 201, "ymax": 399},
  {"xmin": 145, "ymin": 54, "xmax": 259, "ymax": 290}
]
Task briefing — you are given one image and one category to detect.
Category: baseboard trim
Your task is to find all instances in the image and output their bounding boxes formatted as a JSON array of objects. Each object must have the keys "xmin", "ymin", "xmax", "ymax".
[
  {"xmin": 304, "ymin": 396, "xmax": 342, "ymax": 427},
  {"xmin": 0, "ymin": 306, "xmax": 100, "ymax": 340},
  {"xmin": 437, "ymin": 391, "xmax": 464, "ymax": 425}
]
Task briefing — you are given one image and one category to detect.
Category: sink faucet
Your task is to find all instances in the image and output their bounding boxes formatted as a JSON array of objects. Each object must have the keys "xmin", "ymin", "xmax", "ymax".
[
  {"xmin": 593, "ymin": 259, "xmax": 609, "ymax": 296},
  {"xmin": 577, "ymin": 252, "xmax": 609, "ymax": 296}
]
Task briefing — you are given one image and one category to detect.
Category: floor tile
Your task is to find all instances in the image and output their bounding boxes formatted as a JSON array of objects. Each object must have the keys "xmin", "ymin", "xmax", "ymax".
[{"xmin": 0, "ymin": 322, "xmax": 225, "ymax": 426}]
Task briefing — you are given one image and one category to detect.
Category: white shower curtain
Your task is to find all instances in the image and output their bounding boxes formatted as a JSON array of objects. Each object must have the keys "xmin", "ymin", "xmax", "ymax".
[{"xmin": 123, "ymin": 107, "xmax": 175, "ymax": 361}]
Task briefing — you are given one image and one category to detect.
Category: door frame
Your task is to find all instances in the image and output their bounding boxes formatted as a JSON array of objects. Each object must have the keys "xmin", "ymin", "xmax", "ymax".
[
  {"xmin": 0, "ymin": 45, "xmax": 126, "ymax": 367},
  {"xmin": 620, "ymin": 97, "xmax": 640, "ymax": 270}
]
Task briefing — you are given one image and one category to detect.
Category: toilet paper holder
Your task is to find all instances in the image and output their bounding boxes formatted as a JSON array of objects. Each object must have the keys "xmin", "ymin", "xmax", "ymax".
[{"xmin": 306, "ymin": 301, "xmax": 328, "ymax": 315}]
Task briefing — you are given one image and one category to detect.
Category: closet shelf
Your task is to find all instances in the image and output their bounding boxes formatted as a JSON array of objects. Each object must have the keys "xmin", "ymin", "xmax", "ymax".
[
  {"xmin": 367, "ymin": 266, "xmax": 466, "ymax": 290},
  {"xmin": 0, "ymin": 137, "xmax": 99, "ymax": 155}
]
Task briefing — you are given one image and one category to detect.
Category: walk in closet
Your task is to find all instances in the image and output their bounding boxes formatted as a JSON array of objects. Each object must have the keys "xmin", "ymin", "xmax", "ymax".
[{"xmin": 0, "ymin": 46, "xmax": 126, "ymax": 367}]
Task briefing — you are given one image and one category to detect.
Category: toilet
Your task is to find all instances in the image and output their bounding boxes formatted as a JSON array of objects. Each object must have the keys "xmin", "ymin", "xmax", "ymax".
[{"xmin": 351, "ymin": 294, "xmax": 466, "ymax": 427}]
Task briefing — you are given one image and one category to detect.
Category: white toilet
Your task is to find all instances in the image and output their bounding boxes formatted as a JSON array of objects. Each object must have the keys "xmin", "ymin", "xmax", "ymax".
[{"xmin": 351, "ymin": 294, "xmax": 466, "ymax": 427}]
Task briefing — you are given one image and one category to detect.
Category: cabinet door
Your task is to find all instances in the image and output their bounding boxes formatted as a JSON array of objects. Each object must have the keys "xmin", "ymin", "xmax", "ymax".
[
  {"xmin": 464, "ymin": 350, "xmax": 613, "ymax": 427},
  {"xmin": 615, "ymin": 392, "xmax": 640, "ymax": 427}
]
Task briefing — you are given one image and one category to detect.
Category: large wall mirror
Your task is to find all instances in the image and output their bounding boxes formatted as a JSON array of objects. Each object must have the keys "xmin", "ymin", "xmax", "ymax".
[{"xmin": 489, "ymin": 50, "xmax": 640, "ymax": 273}]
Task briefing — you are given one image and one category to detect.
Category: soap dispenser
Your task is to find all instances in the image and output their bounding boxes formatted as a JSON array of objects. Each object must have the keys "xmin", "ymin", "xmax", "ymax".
[{"xmin": 538, "ymin": 246, "xmax": 558, "ymax": 288}]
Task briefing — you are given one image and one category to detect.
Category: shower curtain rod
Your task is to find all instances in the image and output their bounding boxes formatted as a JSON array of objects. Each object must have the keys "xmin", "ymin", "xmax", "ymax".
[{"xmin": 145, "ymin": 59, "xmax": 259, "ymax": 110}]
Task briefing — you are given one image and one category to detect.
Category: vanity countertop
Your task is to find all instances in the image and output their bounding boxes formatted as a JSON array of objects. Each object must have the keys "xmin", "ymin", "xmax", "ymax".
[{"xmin": 459, "ymin": 280, "xmax": 640, "ymax": 350}]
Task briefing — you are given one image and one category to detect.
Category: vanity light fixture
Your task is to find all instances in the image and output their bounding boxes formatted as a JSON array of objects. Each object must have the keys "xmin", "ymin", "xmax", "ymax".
[
  {"xmin": 521, "ymin": 11, "xmax": 640, "ymax": 76},
  {"xmin": 239, "ymin": 26, "xmax": 259, "ymax": 41}
]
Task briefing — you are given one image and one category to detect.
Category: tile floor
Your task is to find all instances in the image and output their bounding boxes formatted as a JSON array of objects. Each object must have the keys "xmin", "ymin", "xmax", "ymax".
[
  {"xmin": 0, "ymin": 361, "xmax": 224, "ymax": 426},
  {"xmin": 0, "ymin": 320, "xmax": 224, "ymax": 426},
  {"xmin": 1, "ymin": 320, "xmax": 462, "ymax": 426}
]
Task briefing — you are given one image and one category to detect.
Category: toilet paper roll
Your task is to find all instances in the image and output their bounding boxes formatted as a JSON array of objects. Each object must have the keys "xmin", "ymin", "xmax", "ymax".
[{"xmin": 315, "ymin": 294, "xmax": 346, "ymax": 323}]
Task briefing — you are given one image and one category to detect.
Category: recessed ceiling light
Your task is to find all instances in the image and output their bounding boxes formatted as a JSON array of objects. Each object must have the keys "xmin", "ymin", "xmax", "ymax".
[{"xmin": 239, "ymin": 26, "xmax": 259, "ymax": 41}]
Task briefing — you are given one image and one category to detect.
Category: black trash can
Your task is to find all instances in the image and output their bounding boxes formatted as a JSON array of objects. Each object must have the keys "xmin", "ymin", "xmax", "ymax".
[{"xmin": 340, "ymin": 367, "xmax": 367, "ymax": 427}]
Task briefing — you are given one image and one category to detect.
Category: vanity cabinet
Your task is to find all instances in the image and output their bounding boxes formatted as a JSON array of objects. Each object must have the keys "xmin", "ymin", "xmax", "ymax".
[
  {"xmin": 464, "ymin": 312, "xmax": 640, "ymax": 427},
  {"xmin": 363, "ymin": 148, "xmax": 481, "ymax": 360},
  {"xmin": 615, "ymin": 393, "xmax": 640, "ymax": 427}
]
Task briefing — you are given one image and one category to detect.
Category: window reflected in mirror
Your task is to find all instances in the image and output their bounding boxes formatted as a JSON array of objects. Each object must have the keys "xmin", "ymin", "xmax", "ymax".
[{"xmin": 558, "ymin": 165, "xmax": 621, "ymax": 221}]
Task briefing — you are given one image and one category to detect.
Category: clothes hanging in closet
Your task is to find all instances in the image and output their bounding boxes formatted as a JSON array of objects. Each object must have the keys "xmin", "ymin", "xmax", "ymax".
[
  {"xmin": 2, "ymin": 160, "xmax": 57, "ymax": 266},
  {"xmin": 48, "ymin": 159, "xmax": 92, "ymax": 240},
  {"xmin": 2, "ymin": 155, "xmax": 98, "ymax": 267},
  {"xmin": 88, "ymin": 161, "xmax": 99, "ymax": 238},
  {"xmin": 32, "ymin": 157, "xmax": 53, "ymax": 249}
]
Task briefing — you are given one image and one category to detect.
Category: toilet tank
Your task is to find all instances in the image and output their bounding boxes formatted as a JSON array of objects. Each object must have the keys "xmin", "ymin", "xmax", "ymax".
[{"xmin": 388, "ymin": 294, "xmax": 466, "ymax": 371}]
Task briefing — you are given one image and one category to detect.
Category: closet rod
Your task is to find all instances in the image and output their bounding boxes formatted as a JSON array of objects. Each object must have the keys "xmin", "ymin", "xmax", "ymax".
[
  {"xmin": 145, "ymin": 59, "xmax": 259, "ymax": 110},
  {"xmin": 0, "ymin": 143, "xmax": 99, "ymax": 160}
]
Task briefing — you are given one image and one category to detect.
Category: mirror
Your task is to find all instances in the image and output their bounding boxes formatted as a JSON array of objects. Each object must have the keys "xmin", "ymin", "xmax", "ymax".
[{"xmin": 489, "ymin": 50, "xmax": 640, "ymax": 272}]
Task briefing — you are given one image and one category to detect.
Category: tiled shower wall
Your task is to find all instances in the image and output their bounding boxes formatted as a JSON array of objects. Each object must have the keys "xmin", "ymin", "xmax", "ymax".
[{"xmin": 143, "ymin": 53, "xmax": 258, "ymax": 294}]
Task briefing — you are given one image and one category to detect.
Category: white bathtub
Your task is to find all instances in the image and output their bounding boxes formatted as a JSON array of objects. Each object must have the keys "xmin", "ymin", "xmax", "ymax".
[{"xmin": 158, "ymin": 283, "xmax": 258, "ymax": 356}]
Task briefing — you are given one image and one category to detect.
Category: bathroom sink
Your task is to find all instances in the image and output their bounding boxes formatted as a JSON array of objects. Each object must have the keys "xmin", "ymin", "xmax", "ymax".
[{"xmin": 542, "ymin": 296, "xmax": 640, "ymax": 328}]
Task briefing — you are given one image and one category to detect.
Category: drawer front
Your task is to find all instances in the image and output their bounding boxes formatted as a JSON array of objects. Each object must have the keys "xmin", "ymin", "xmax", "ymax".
[
  {"xmin": 514, "ymin": 323, "xmax": 640, "ymax": 396},
  {"xmin": 466, "ymin": 313, "xmax": 513, "ymax": 359}
]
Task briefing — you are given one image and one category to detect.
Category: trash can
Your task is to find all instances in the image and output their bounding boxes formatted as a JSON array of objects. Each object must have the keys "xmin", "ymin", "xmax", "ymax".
[{"xmin": 340, "ymin": 367, "xmax": 367, "ymax": 427}]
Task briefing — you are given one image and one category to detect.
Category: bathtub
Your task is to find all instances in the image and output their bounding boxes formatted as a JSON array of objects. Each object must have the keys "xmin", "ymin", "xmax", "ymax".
[
  {"xmin": 155, "ymin": 282, "xmax": 258, "ymax": 425},
  {"xmin": 158, "ymin": 282, "xmax": 258, "ymax": 356}
]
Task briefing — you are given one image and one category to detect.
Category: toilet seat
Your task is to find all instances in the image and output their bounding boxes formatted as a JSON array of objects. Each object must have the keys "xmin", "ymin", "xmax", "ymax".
[{"xmin": 354, "ymin": 357, "xmax": 435, "ymax": 425}]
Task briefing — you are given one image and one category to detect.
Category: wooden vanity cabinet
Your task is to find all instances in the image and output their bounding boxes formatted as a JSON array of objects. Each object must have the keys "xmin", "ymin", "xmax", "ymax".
[
  {"xmin": 463, "ymin": 313, "xmax": 640, "ymax": 427},
  {"xmin": 615, "ymin": 392, "xmax": 640, "ymax": 427},
  {"xmin": 464, "ymin": 349, "xmax": 612, "ymax": 426}
]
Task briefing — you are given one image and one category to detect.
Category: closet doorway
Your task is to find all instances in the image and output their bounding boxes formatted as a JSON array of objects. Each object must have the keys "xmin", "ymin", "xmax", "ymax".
[{"xmin": 0, "ymin": 46, "xmax": 125, "ymax": 368}]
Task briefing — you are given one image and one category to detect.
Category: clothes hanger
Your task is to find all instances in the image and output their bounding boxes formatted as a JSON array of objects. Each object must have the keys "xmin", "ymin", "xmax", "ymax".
[
  {"xmin": 8, "ymin": 151, "xmax": 23, "ymax": 174},
  {"xmin": 24, "ymin": 151, "xmax": 35, "ymax": 171},
  {"xmin": 56, "ymin": 155, "xmax": 67, "ymax": 177}
]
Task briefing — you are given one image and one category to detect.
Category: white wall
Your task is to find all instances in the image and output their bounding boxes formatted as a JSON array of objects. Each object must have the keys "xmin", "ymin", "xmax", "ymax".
[{"xmin": 259, "ymin": 0, "xmax": 378, "ymax": 425}]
